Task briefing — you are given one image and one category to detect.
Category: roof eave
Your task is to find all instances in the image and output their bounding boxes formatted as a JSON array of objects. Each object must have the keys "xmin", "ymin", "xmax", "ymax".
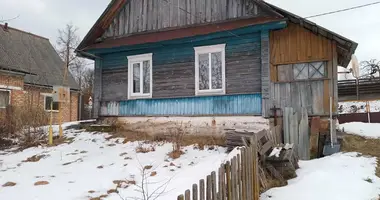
[{"xmin": 263, "ymin": 2, "xmax": 358, "ymax": 68}]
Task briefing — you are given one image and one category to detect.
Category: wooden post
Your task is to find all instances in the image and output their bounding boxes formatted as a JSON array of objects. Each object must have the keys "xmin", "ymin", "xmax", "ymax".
[
  {"xmin": 206, "ymin": 175, "xmax": 212, "ymax": 200},
  {"xmin": 199, "ymin": 179, "xmax": 205, "ymax": 200},
  {"xmin": 251, "ymin": 136, "xmax": 260, "ymax": 200},
  {"xmin": 58, "ymin": 101, "xmax": 63, "ymax": 138},
  {"xmin": 193, "ymin": 184, "xmax": 198, "ymax": 200},
  {"xmin": 48, "ymin": 100, "xmax": 53, "ymax": 145},
  {"xmin": 185, "ymin": 190, "xmax": 191, "ymax": 200},
  {"xmin": 211, "ymin": 171, "xmax": 216, "ymax": 200},
  {"xmin": 225, "ymin": 161, "xmax": 232, "ymax": 200},
  {"xmin": 178, "ymin": 195, "xmax": 184, "ymax": 200}
]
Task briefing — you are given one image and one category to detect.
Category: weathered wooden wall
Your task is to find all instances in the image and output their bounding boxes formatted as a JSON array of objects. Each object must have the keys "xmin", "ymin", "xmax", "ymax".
[
  {"xmin": 102, "ymin": 0, "xmax": 267, "ymax": 38},
  {"xmin": 100, "ymin": 32, "xmax": 262, "ymax": 101},
  {"xmin": 269, "ymin": 22, "xmax": 338, "ymax": 116}
]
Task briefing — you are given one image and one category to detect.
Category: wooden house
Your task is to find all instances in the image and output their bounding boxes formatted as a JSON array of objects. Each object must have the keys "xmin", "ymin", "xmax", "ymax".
[{"xmin": 77, "ymin": 0, "xmax": 357, "ymax": 133}]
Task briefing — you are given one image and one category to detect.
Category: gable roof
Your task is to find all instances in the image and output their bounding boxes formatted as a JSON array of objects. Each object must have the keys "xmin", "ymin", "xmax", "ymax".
[
  {"xmin": 77, "ymin": 0, "xmax": 357, "ymax": 68},
  {"xmin": 0, "ymin": 24, "xmax": 79, "ymax": 90},
  {"xmin": 76, "ymin": 0, "xmax": 283, "ymax": 54},
  {"xmin": 263, "ymin": 2, "xmax": 358, "ymax": 68}
]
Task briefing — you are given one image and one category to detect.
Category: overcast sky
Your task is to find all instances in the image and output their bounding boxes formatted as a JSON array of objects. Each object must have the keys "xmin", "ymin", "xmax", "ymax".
[{"xmin": 0, "ymin": 0, "xmax": 379, "ymax": 63}]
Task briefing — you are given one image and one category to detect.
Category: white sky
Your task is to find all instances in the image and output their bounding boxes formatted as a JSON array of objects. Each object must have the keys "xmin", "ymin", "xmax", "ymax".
[{"xmin": 0, "ymin": 0, "xmax": 379, "ymax": 62}]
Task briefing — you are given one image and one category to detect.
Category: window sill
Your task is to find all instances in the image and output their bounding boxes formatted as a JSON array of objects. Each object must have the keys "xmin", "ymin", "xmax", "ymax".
[
  {"xmin": 196, "ymin": 90, "xmax": 226, "ymax": 96},
  {"xmin": 45, "ymin": 110, "xmax": 59, "ymax": 113},
  {"xmin": 128, "ymin": 94, "xmax": 152, "ymax": 100}
]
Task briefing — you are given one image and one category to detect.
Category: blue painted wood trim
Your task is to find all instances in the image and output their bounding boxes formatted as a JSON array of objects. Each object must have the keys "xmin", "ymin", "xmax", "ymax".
[
  {"xmin": 88, "ymin": 21, "xmax": 286, "ymax": 55},
  {"xmin": 117, "ymin": 94, "xmax": 262, "ymax": 116}
]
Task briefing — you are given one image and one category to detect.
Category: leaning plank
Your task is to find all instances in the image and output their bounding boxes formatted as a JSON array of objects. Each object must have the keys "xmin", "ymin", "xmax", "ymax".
[
  {"xmin": 310, "ymin": 117, "xmax": 321, "ymax": 158},
  {"xmin": 298, "ymin": 107, "xmax": 310, "ymax": 160},
  {"xmin": 283, "ymin": 107, "xmax": 291, "ymax": 144}
]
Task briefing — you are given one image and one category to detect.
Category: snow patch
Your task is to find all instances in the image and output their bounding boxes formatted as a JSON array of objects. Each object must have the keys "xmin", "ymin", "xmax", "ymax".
[
  {"xmin": 340, "ymin": 122, "xmax": 380, "ymax": 138},
  {"xmin": 261, "ymin": 153, "xmax": 380, "ymax": 200}
]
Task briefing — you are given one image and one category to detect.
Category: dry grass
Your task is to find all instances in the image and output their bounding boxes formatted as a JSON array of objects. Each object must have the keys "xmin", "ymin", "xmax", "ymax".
[
  {"xmin": 34, "ymin": 181, "xmax": 49, "ymax": 186},
  {"xmin": 341, "ymin": 134, "xmax": 380, "ymax": 177},
  {"xmin": 23, "ymin": 154, "xmax": 47, "ymax": 162},
  {"xmin": 168, "ymin": 150, "xmax": 184, "ymax": 159},
  {"xmin": 2, "ymin": 182, "xmax": 16, "ymax": 187}
]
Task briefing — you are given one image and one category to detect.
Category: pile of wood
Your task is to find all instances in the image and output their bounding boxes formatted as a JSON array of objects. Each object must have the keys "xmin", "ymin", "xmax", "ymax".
[{"xmin": 226, "ymin": 128, "xmax": 299, "ymax": 190}]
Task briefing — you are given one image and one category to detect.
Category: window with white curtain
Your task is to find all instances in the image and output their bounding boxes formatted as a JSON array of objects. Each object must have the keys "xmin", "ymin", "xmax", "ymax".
[{"xmin": 194, "ymin": 44, "xmax": 226, "ymax": 95}]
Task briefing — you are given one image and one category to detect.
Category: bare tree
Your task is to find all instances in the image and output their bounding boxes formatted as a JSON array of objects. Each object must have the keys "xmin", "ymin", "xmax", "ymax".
[
  {"xmin": 56, "ymin": 23, "xmax": 80, "ymax": 70},
  {"xmin": 360, "ymin": 59, "xmax": 380, "ymax": 78}
]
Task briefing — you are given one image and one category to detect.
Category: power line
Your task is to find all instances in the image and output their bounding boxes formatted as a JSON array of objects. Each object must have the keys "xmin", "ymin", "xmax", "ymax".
[{"xmin": 305, "ymin": 1, "xmax": 380, "ymax": 19}]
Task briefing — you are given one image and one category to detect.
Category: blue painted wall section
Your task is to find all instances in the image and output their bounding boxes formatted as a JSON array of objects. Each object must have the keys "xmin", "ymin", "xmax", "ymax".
[
  {"xmin": 95, "ymin": 21, "xmax": 287, "ymax": 117},
  {"xmin": 118, "ymin": 94, "xmax": 262, "ymax": 116}
]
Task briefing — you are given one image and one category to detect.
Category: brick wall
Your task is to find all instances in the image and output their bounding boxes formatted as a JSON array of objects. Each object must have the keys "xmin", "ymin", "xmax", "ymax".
[
  {"xmin": 0, "ymin": 73, "xmax": 24, "ymax": 89},
  {"xmin": 24, "ymin": 86, "xmax": 79, "ymax": 123},
  {"xmin": 0, "ymin": 72, "xmax": 78, "ymax": 124}
]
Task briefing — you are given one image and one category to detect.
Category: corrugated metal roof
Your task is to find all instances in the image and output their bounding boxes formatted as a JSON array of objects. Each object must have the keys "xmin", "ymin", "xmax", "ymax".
[{"xmin": 0, "ymin": 24, "xmax": 79, "ymax": 89}]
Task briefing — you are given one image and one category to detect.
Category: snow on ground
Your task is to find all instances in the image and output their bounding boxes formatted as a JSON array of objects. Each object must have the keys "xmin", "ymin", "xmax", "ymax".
[
  {"xmin": 261, "ymin": 152, "xmax": 380, "ymax": 200},
  {"xmin": 339, "ymin": 100, "xmax": 380, "ymax": 114},
  {"xmin": 339, "ymin": 122, "xmax": 380, "ymax": 139},
  {"xmin": 0, "ymin": 128, "xmax": 228, "ymax": 200}
]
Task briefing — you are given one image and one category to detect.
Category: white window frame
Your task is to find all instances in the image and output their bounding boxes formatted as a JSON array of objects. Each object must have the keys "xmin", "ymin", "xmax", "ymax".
[
  {"xmin": 127, "ymin": 53, "xmax": 153, "ymax": 99},
  {"xmin": 0, "ymin": 89, "xmax": 11, "ymax": 109},
  {"xmin": 43, "ymin": 94, "xmax": 59, "ymax": 112},
  {"xmin": 194, "ymin": 44, "xmax": 226, "ymax": 96}
]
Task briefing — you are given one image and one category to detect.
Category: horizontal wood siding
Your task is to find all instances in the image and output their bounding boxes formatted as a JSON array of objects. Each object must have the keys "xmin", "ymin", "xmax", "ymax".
[
  {"xmin": 114, "ymin": 94, "xmax": 262, "ymax": 116},
  {"xmin": 102, "ymin": 0, "xmax": 266, "ymax": 38},
  {"xmin": 102, "ymin": 69, "xmax": 128, "ymax": 101},
  {"xmin": 100, "ymin": 32, "xmax": 262, "ymax": 100}
]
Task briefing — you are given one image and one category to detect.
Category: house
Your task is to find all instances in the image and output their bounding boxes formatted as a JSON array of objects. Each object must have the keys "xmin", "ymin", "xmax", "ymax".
[
  {"xmin": 0, "ymin": 23, "xmax": 79, "ymax": 123},
  {"xmin": 76, "ymin": 0, "xmax": 357, "ymax": 134}
]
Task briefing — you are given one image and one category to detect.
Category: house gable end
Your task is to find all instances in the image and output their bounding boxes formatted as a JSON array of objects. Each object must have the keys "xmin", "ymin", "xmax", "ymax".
[
  {"xmin": 102, "ymin": 0, "xmax": 281, "ymax": 39},
  {"xmin": 77, "ymin": 0, "xmax": 283, "ymax": 52}
]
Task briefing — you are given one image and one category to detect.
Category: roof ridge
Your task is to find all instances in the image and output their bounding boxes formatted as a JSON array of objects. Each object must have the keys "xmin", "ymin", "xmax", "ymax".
[{"xmin": 0, "ymin": 24, "xmax": 50, "ymax": 41}]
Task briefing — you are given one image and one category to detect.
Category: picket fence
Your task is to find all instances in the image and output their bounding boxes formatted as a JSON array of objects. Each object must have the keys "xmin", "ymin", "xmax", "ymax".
[{"xmin": 177, "ymin": 138, "xmax": 260, "ymax": 200}]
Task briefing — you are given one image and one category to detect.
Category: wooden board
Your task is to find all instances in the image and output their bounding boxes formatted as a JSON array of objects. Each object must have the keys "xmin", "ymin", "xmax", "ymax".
[
  {"xmin": 298, "ymin": 107, "xmax": 310, "ymax": 160},
  {"xmin": 310, "ymin": 117, "xmax": 320, "ymax": 158}
]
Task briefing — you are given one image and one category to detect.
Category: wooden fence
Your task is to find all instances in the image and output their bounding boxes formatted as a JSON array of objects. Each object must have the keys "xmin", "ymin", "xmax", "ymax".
[{"xmin": 177, "ymin": 138, "xmax": 260, "ymax": 200}]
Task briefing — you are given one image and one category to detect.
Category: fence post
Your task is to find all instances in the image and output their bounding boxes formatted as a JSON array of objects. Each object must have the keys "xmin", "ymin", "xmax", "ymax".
[
  {"xmin": 251, "ymin": 136, "xmax": 260, "ymax": 200},
  {"xmin": 199, "ymin": 179, "xmax": 205, "ymax": 200},
  {"xmin": 185, "ymin": 190, "xmax": 190, "ymax": 200},
  {"xmin": 193, "ymin": 184, "xmax": 198, "ymax": 200},
  {"xmin": 206, "ymin": 175, "xmax": 212, "ymax": 200}
]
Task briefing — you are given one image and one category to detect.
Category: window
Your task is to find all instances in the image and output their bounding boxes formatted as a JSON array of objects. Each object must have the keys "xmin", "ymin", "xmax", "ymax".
[
  {"xmin": 277, "ymin": 61, "xmax": 327, "ymax": 82},
  {"xmin": 44, "ymin": 96, "xmax": 59, "ymax": 111},
  {"xmin": 194, "ymin": 44, "xmax": 226, "ymax": 95},
  {"xmin": 127, "ymin": 53, "xmax": 153, "ymax": 99},
  {"xmin": 0, "ymin": 90, "xmax": 10, "ymax": 108}
]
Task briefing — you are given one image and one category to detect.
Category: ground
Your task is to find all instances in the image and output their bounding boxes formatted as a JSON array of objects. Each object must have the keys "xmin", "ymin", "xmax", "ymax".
[
  {"xmin": 0, "ymin": 127, "xmax": 229, "ymax": 200},
  {"xmin": 339, "ymin": 100, "xmax": 380, "ymax": 114},
  {"xmin": 1, "ymin": 122, "xmax": 380, "ymax": 200}
]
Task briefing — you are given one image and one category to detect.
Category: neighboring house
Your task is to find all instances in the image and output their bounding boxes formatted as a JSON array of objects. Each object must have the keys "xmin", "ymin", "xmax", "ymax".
[
  {"xmin": 0, "ymin": 23, "xmax": 79, "ymax": 123},
  {"xmin": 76, "ymin": 0, "xmax": 357, "ymax": 133}
]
